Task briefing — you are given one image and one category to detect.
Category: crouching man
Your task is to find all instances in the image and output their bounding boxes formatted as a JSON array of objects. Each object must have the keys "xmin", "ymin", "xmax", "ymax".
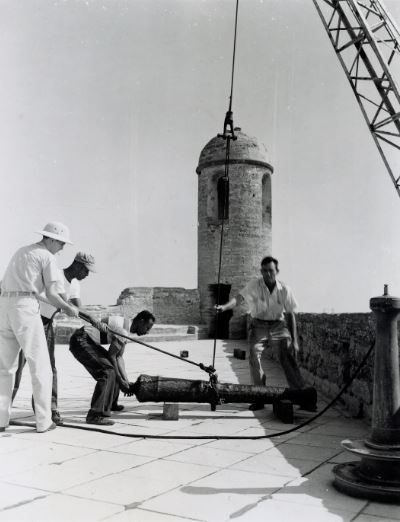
[{"xmin": 69, "ymin": 310, "xmax": 155, "ymax": 425}]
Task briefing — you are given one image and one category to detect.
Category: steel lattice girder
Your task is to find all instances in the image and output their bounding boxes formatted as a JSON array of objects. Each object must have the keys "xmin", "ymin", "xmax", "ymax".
[{"xmin": 312, "ymin": 0, "xmax": 400, "ymax": 196}]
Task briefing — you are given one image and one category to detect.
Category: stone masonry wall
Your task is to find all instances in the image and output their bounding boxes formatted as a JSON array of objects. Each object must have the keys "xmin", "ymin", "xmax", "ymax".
[
  {"xmin": 55, "ymin": 287, "xmax": 201, "ymax": 344},
  {"xmin": 117, "ymin": 287, "xmax": 201, "ymax": 324},
  {"xmin": 296, "ymin": 313, "xmax": 376, "ymax": 419}
]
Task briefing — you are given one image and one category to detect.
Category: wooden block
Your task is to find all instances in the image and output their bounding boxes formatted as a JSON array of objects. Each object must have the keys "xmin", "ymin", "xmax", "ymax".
[
  {"xmin": 233, "ymin": 348, "xmax": 246, "ymax": 360},
  {"xmin": 273, "ymin": 400, "xmax": 294, "ymax": 424},
  {"xmin": 163, "ymin": 403, "xmax": 179, "ymax": 420},
  {"xmin": 180, "ymin": 350, "xmax": 189, "ymax": 358}
]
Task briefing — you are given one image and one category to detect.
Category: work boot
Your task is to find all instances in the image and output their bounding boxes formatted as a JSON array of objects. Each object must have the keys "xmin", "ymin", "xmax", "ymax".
[
  {"xmin": 52, "ymin": 410, "xmax": 64, "ymax": 425},
  {"xmin": 86, "ymin": 414, "xmax": 114, "ymax": 426},
  {"xmin": 111, "ymin": 404, "xmax": 124, "ymax": 412},
  {"xmin": 37, "ymin": 421, "xmax": 57, "ymax": 433},
  {"xmin": 249, "ymin": 403, "xmax": 264, "ymax": 411}
]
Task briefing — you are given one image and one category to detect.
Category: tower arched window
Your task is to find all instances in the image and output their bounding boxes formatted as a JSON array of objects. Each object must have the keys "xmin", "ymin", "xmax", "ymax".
[
  {"xmin": 262, "ymin": 173, "xmax": 271, "ymax": 224},
  {"xmin": 217, "ymin": 177, "xmax": 229, "ymax": 220}
]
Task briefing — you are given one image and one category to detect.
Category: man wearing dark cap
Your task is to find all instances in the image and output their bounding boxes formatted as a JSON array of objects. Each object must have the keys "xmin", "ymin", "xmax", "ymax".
[{"xmin": 12, "ymin": 251, "xmax": 96, "ymax": 425}]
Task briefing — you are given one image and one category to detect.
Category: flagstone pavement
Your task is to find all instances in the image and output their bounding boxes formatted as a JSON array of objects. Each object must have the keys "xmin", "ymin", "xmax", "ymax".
[{"xmin": 2, "ymin": 338, "xmax": 399, "ymax": 522}]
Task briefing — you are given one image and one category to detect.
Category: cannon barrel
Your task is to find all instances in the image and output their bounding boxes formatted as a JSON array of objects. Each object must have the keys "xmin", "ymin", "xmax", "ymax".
[{"xmin": 132, "ymin": 374, "xmax": 317, "ymax": 409}]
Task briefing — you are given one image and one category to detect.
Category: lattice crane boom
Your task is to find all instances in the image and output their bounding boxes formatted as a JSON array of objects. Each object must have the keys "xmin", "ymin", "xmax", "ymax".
[{"xmin": 312, "ymin": 0, "xmax": 400, "ymax": 198}]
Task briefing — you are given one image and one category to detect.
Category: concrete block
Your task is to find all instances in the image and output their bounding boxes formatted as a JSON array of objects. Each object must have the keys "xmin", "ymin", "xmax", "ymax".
[
  {"xmin": 273, "ymin": 400, "xmax": 294, "ymax": 424},
  {"xmin": 163, "ymin": 403, "xmax": 179, "ymax": 420}
]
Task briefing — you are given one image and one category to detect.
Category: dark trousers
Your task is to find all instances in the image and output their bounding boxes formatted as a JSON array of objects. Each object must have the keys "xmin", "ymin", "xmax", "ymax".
[
  {"xmin": 248, "ymin": 319, "xmax": 305, "ymax": 389},
  {"xmin": 12, "ymin": 316, "xmax": 57, "ymax": 410},
  {"xmin": 69, "ymin": 329, "xmax": 119, "ymax": 417}
]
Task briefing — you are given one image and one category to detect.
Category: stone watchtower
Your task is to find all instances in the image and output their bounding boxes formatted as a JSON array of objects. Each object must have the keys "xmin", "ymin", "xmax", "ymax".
[{"xmin": 196, "ymin": 127, "xmax": 274, "ymax": 339}]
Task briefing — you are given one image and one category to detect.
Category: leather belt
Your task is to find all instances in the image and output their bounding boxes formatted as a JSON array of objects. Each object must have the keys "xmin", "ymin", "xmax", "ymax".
[{"xmin": 0, "ymin": 291, "xmax": 37, "ymax": 298}]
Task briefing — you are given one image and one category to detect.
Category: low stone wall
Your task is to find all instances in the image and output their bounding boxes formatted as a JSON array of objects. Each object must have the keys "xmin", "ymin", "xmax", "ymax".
[
  {"xmin": 296, "ymin": 313, "xmax": 376, "ymax": 419},
  {"xmin": 54, "ymin": 286, "xmax": 202, "ymax": 344},
  {"xmin": 117, "ymin": 287, "xmax": 201, "ymax": 324}
]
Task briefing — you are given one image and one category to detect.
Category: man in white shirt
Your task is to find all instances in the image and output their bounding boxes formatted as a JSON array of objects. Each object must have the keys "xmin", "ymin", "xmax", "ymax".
[
  {"xmin": 12, "ymin": 252, "xmax": 96, "ymax": 425},
  {"xmin": 0, "ymin": 222, "xmax": 79, "ymax": 432},
  {"xmin": 216, "ymin": 256, "xmax": 305, "ymax": 411}
]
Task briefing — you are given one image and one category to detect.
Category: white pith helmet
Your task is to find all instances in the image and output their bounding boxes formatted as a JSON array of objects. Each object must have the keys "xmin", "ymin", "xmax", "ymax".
[{"xmin": 36, "ymin": 221, "xmax": 73, "ymax": 244}]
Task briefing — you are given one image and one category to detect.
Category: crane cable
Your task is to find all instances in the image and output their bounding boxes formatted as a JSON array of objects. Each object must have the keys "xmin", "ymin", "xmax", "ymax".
[{"xmin": 212, "ymin": 0, "xmax": 240, "ymax": 372}]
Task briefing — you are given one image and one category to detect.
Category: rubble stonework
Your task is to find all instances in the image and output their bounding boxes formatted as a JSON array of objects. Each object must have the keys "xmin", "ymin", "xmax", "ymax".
[
  {"xmin": 295, "ymin": 313, "xmax": 376, "ymax": 419},
  {"xmin": 117, "ymin": 287, "xmax": 201, "ymax": 324}
]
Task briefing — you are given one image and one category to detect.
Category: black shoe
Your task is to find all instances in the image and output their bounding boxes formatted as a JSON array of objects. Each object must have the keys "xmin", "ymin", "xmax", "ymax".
[
  {"xmin": 249, "ymin": 403, "xmax": 264, "ymax": 411},
  {"xmin": 111, "ymin": 404, "xmax": 124, "ymax": 412},
  {"xmin": 52, "ymin": 410, "xmax": 64, "ymax": 425},
  {"xmin": 86, "ymin": 415, "xmax": 114, "ymax": 426}
]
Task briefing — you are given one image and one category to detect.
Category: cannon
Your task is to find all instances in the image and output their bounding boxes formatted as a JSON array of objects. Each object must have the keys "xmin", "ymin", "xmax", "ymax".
[{"xmin": 131, "ymin": 374, "xmax": 317, "ymax": 418}]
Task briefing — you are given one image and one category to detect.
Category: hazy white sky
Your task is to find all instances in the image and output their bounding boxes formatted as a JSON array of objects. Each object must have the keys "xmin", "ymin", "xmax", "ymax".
[{"xmin": 1, "ymin": 0, "xmax": 400, "ymax": 312}]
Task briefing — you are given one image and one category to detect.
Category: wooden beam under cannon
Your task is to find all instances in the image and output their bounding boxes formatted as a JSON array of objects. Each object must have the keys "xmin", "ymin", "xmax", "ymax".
[{"xmin": 131, "ymin": 375, "xmax": 317, "ymax": 418}]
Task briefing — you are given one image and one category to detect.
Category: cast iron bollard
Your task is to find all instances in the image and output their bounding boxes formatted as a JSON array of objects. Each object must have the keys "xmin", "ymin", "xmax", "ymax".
[{"xmin": 333, "ymin": 285, "xmax": 400, "ymax": 501}]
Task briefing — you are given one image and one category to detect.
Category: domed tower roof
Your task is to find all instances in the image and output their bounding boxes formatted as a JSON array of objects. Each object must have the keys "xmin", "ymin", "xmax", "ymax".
[{"xmin": 196, "ymin": 127, "xmax": 273, "ymax": 174}]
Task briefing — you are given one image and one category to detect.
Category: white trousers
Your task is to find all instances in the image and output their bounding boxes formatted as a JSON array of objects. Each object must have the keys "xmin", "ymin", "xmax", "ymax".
[{"xmin": 0, "ymin": 296, "xmax": 52, "ymax": 431}]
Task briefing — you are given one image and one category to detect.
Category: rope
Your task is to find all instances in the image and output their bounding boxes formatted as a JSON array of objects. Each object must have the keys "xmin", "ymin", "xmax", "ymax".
[
  {"xmin": 229, "ymin": 0, "xmax": 240, "ymax": 112},
  {"xmin": 212, "ymin": 137, "xmax": 232, "ymax": 369},
  {"xmin": 212, "ymin": 0, "xmax": 240, "ymax": 370},
  {"xmin": 11, "ymin": 338, "xmax": 375, "ymax": 440}
]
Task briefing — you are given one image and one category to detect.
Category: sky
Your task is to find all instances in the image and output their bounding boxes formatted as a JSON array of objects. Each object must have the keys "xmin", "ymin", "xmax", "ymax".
[{"xmin": 1, "ymin": 0, "xmax": 400, "ymax": 313}]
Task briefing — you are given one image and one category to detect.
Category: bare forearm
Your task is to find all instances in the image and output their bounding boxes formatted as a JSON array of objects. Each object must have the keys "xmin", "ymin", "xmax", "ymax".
[
  {"xmin": 70, "ymin": 297, "xmax": 82, "ymax": 308},
  {"xmin": 109, "ymin": 356, "xmax": 124, "ymax": 383},
  {"xmin": 117, "ymin": 358, "xmax": 129, "ymax": 383},
  {"xmin": 219, "ymin": 295, "xmax": 244, "ymax": 312},
  {"xmin": 46, "ymin": 288, "xmax": 75, "ymax": 314},
  {"xmin": 286, "ymin": 313, "xmax": 298, "ymax": 345}
]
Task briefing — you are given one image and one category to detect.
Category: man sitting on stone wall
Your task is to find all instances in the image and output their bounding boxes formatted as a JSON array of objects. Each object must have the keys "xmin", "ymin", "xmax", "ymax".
[
  {"xmin": 216, "ymin": 255, "xmax": 307, "ymax": 411},
  {"xmin": 69, "ymin": 310, "xmax": 155, "ymax": 425}
]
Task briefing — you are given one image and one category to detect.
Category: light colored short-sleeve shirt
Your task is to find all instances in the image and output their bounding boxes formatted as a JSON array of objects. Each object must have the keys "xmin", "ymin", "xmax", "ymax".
[
  {"xmin": 39, "ymin": 273, "xmax": 81, "ymax": 319},
  {"xmin": 239, "ymin": 277, "xmax": 298, "ymax": 320},
  {"xmin": 85, "ymin": 315, "xmax": 131, "ymax": 349},
  {"xmin": 1, "ymin": 243, "xmax": 60, "ymax": 295}
]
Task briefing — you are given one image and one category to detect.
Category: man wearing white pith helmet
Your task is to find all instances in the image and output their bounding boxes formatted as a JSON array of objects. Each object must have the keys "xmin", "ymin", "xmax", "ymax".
[
  {"xmin": 12, "ymin": 251, "xmax": 96, "ymax": 425},
  {"xmin": 0, "ymin": 222, "xmax": 79, "ymax": 433}
]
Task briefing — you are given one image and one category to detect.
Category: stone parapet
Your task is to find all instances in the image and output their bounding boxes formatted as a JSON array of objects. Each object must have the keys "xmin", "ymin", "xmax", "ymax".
[
  {"xmin": 295, "ymin": 313, "xmax": 375, "ymax": 419},
  {"xmin": 117, "ymin": 287, "xmax": 201, "ymax": 324}
]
